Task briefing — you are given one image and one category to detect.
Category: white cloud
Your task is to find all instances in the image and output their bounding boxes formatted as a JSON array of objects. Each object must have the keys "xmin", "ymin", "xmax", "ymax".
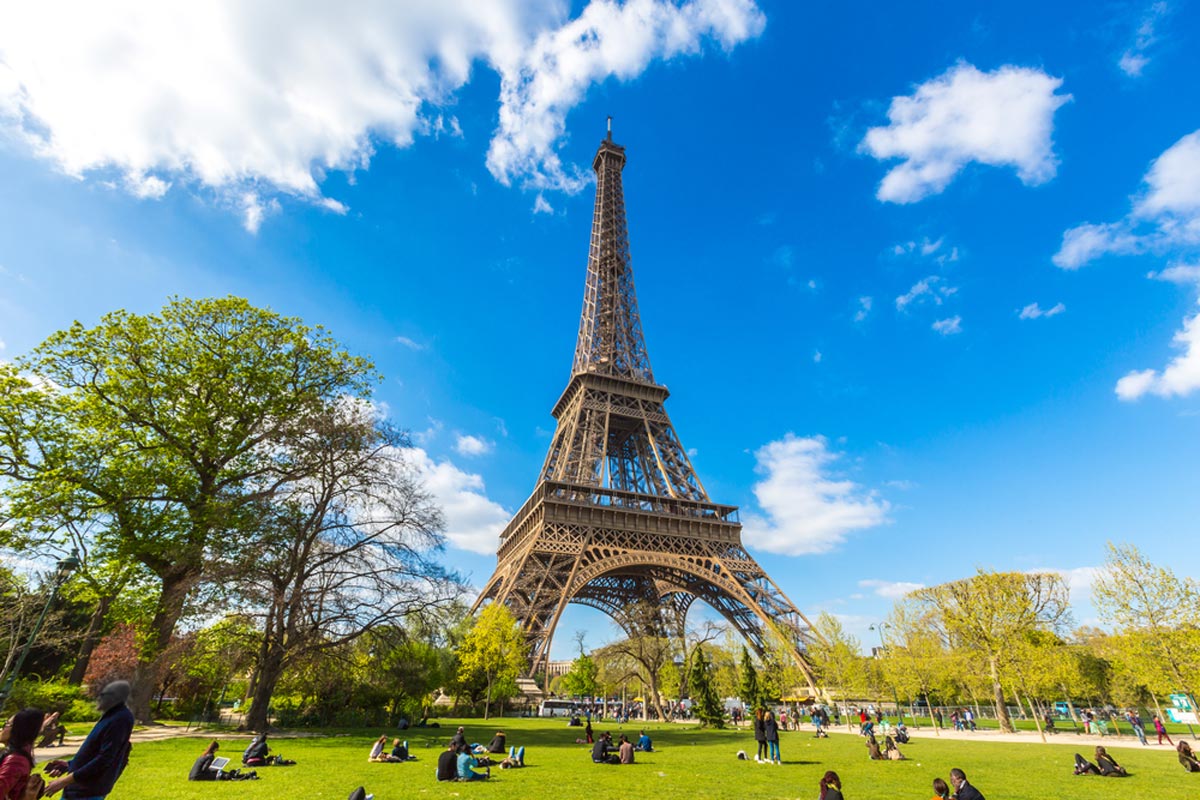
[
  {"xmin": 858, "ymin": 579, "xmax": 925, "ymax": 600},
  {"xmin": 487, "ymin": 0, "xmax": 765, "ymax": 191},
  {"xmin": 860, "ymin": 62, "xmax": 1070, "ymax": 203},
  {"xmin": 742, "ymin": 434, "xmax": 890, "ymax": 556},
  {"xmin": 932, "ymin": 315, "xmax": 962, "ymax": 335},
  {"xmin": 0, "ymin": 1, "xmax": 764, "ymax": 228},
  {"xmin": 1018, "ymin": 301, "xmax": 1066, "ymax": 320},
  {"xmin": 0, "ymin": 338, "xmax": 5, "ymax": 351},
  {"xmin": 402, "ymin": 447, "xmax": 510, "ymax": 555},
  {"xmin": 813, "ymin": 350, "xmax": 822, "ymax": 363},
  {"xmin": 854, "ymin": 296, "xmax": 873, "ymax": 322},
  {"xmin": 1055, "ymin": 130, "xmax": 1200, "ymax": 269},
  {"xmin": 1115, "ymin": 299, "xmax": 1200, "ymax": 401},
  {"xmin": 454, "ymin": 434, "xmax": 495, "ymax": 457},
  {"xmin": 395, "ymin": 336, "xmax": 427, "ymax": 351},
  {"xmin": 1119, "ymin": 2, "xmax": 1170, "ymax": 77},
  {"xmin": 532, "ymin": 194, "xmax": 554, "ymax": 215},
  {"xmin": 895, "ymin": 275, "xmax": 957, "ymax": 311},
  {"xmin": 412, "ymin": 418, "xmax": 444, "ymax": 447},
  {"xmin": 891, "ymin": 236, "xmax": 958, "ymax": 264},
  {"xmin": 1150, "ymin": 264, "xmax": 1200, "ymax": 285}
]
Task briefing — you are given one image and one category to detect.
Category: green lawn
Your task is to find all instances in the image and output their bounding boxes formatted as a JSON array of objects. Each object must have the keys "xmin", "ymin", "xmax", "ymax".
[{"xmin": 55, "ymin": 717, "xmax": 1200, "ymax": 800}]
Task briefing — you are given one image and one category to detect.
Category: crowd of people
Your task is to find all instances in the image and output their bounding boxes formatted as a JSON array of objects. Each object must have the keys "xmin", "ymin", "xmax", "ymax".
[{"xmin": 6, "ymin": 688, "xmax": 1200, "ymax": 800}]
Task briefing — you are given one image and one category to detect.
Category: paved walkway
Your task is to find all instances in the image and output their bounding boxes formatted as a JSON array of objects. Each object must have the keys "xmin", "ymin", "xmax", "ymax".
[{"xmin": 823, "ymin": 723, "xmax": 1189, "ymax": 750}]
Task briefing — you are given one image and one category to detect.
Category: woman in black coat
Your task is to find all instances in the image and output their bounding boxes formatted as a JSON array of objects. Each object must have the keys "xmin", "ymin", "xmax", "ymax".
[{"xmin": 753, "ymin": 708, "xmax": 768, "ymax": 763}]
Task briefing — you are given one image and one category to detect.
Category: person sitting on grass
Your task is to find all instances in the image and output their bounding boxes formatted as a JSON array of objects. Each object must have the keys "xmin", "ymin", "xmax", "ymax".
[
  {"xmin": 818, "ymin": 770, "xmax": 844, "ymax": 800},
  {"xmin": 243, "ymin": 733, "xmax": 269, "ymax": 766},
  {"xmin": 884, "ymin": 734, "xmax": 906, "ymax": 760},
  {"xmin": 436, "ymin": 743, "xmax": 459, "ymax": 782},
  {"xmin": 457, "ymin": 744, "xmax": 490, "ymax": 781},
  {"xmin": 1178, "ymin": 741, "xmax": 1200, "ymax": 773},
  {"xmin": 370, "ymin": 734, "xmax": 403, "ymax": 762},
  {"xmin": 865, "ymin": 734, "xmax": 883, "ymax": 761},
  {"xmin": 1094, "ymin": 746, "xmax": 1128, "ymax": 776},
  {"xmin": 618, "ymin": 735, "xmax": 634, "ymax": 764},
  {"xmin": 37, "ymin": 711, "xmax": 67, "ymax": 748},
  {"xmin": 189, "ymin": 740, "xmax": 221, "ymax": 780},
  {"xmin": 636, "ymin": 730, "xmax": 653, "ymax": 752},
  {"xmin": 1073, "ymin": 753, "xmax": 1101, "ymax": 775},
  {"xmin": 390, "ymin": 738, "xmax": 411, "ymax": 761},
  {"xmin": 487, "ymin": 731, "xmax": 506, "ymax": 754},
  {"xmin": 930, "ymin": 776, "xmax": 951, "ymax": 799},
  {"xmin": 592, "ymin": 732, "xmax": 619, "ymax": 764},
  {"xmin": 949, "ymin": 767, "xmax": 985, "ymax": 800}
]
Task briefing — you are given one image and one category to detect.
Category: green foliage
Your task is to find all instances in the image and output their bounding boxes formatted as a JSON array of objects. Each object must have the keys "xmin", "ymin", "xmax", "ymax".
[
  {"xmin": 688, "ymin": 646, "xmax": 724, "ymax": 728},
  {"xmin": 7, "ymin": 678, "xmax": 98, "ymax": 722},
  {"xmin": 456, "ymin": 604, "xmax": 529, "ymax": 718},
  {"xmin": 738, "ymin": 646, "xmax": 760, "ymax": 709},
  {"xmin": 561, "ymin": 654, "xmax": 598, "ymax": 698}
]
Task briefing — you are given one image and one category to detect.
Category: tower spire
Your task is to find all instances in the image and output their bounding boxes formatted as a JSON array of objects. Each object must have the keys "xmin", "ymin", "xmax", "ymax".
[{"xmin": 572, "ymin": 126, "xmax": 654, "ymax": 384}]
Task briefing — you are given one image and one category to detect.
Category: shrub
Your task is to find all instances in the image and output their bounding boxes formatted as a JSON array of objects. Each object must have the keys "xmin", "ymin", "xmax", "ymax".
[{"xmin": 7, "ymin": 678, "xmax": 100, "ymax": 722}]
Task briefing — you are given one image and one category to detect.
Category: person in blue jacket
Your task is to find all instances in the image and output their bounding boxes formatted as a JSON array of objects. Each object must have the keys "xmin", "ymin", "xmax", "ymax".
[{"xmin": 44, "ymin": 681, "xmax": 135, "ymax": 799}]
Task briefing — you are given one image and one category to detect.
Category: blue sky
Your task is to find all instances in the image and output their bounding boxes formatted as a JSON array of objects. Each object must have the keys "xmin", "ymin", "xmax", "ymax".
[{"xmin": 1, "ymin": 1, "xmax": 1198, "ymax": 657}]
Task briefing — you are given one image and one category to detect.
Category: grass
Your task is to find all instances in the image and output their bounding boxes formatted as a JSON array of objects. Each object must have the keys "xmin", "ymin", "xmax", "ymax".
[{"xmin": 48, "ymin": 716, "xmax": 1200, "ymax": 800}]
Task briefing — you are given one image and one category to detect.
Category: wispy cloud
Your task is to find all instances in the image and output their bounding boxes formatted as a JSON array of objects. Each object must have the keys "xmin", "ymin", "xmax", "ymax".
[
  {"xmin": 742, "ymin": 434, "xmax": 890, "ymax": 556},
  {"xmin": 932, "ymin": 315, "xmax": 962, "ymax": 335},
  {"xmin": 858, "ymin": 578, "xmax": 925, "ymax": 599},
  {"xmin": 854, "ymin": 296, "xmax": 873, "ymax": 322},
  {"xmin": 532, "ymin": 194, "xmax": 554, "ymax": 215},
  {"xmin": 1119, "ymin": 2, "xmax": 1170, "ymax": 77},
  {"xmin": 403, "ymin": 446, "xmax": 510, "ymax": 554},
  {"xmin": 892, "ymin": 236, "xmax": 959, "ymax": 265},
  {"xmin": 395, "ymin": 336, "xmax": 427, "ymax": 351},
  {"xmin": 896, "ymin": 276, "xmax": 957, "ymax": 311},
  {"xmin": 1018, "ymin": 301, "xmax": 1066, "ymax": 320},
  {"xmin": 861, "ymin": 62, "xmax": 1071, "ymax": 203}
]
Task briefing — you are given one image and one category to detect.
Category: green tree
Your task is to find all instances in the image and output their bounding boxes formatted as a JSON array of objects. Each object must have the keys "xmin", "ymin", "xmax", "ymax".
[
  {"xmin": 0, "ymin": 298, "xmax": 377, "ymax": 719},
  {"xmin": 689, "ymin": 646, "xmax": 724, "ymax": 728},
  {"xmin": 456, "ymin": 604, "xmax": 528, "ymax": 720},
  {"xmin": 561, "ymin": 654, "xmax": 599, "ymax": 699},
  {"xmin": 739, "ymin": 645, "xmax": 761, "ymax": 712},
  {"xmin": 808, "ymin": 612, "xmax": 869, "ymax": 721},
  {"xmin": 912, "ymin": 570, "xmax": 1068, "ymax": 732},
  {"xmin": 1092, "ymin": 542, "xmax": 1200, "ymax": 704}
]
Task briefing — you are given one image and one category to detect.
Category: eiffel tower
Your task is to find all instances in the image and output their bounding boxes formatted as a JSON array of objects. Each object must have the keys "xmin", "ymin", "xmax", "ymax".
[{"xmin": 475, "ymin": 122, "xmax": 817, "ymax": 688}]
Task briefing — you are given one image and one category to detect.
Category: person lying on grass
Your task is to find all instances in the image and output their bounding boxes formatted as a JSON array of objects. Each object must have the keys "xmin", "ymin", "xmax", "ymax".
[
  {"xmin": 1178, "ymin": 741, "xmax": 1200, "ymax": 773},
  {"xmin": 1094, "ymin": 746, "xmax": 1128, "ymax": 777}
]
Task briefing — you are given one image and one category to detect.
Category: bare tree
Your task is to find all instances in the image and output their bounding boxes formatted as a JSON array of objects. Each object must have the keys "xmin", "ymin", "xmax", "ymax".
[
  {"xmin": 238, "ymin": 405, "xmax": 462, "ymax": 731},
  {"xmin": 594, "ymin": 601, "xmax": 680, "ymax": 722}
]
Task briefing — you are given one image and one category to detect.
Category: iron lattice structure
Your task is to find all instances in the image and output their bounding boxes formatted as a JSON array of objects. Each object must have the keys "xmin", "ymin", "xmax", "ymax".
[{"xmin": 475, "ymin": 128, "xmax": 818, "ymax": 687}]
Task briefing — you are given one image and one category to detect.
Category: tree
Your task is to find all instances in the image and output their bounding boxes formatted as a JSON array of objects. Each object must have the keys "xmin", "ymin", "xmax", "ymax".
[
  {"xmin": 689, "ymin": 646, "xmax": 724, "ymax": 727},
  {"xmin": 237, "ymin": 404, "xmax": 459, "ymax": 731},
  {"xmin": 739, "ymin": 645, "xmax": 761, "ymax": 712},
  {"xmin": 1092, "ymin": 542, "xmax": 1200, "ymax": 704},
  {"xmin": 881, "ymin": 602, "xmax": 953, "ymax": 733},
  {"xmin": 808, "ymin": 612, "xmax": 869, "ymax": 720},
  {"xmin": 561, "ymin": 654, "xmax": 599, "ymax": 699},
  {"xmin": 594, "ymin": 601, "xmax": 678, "ymax": 722},
  {"xmin": 456, "ymin": 604, "xmax": 528, "ymax": 720},
  {"xmin": 0, "ymin": 298, "xmax": 378, "ymax": 720},
  {"xmin": 912, "ymin": 570, "xmax": 1068, "ymax": 732}
]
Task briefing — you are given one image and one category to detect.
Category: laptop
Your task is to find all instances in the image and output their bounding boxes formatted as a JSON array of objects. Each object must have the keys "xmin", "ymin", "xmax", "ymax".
[{"xmin": 209, "ymin": 756, "xmax": 231, "ymax": 774}]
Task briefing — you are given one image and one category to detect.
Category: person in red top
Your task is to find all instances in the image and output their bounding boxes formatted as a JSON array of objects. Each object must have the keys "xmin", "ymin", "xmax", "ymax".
[{"xmin": 0, "ymin": 708, "xmax": 46, "ymax": 800}]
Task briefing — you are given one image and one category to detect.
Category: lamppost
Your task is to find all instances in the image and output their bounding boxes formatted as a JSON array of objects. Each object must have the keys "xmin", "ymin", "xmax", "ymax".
[
  {"xmin": 868, "ymin": 622, "xmax": 903, "ymax": 723},
  {"xmin": 0, "ymin": 550, "xmax": 81, "ymax": 710}
]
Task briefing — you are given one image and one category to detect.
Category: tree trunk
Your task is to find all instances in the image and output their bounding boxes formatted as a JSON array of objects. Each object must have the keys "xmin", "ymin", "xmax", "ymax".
[
  {"xmin": 246, "ymin": 646, "xmax": 286, "ymax": 732},
  {"xmin": 988, "ymin": 656, "xmax": 1013, "ymax": 732},
  {"xmin": 483, "ymin": 674, "xmax": 493, "ymax": 720},
  {"xmin": 131, "ymin": 571, "xmax": 198, "ymax": 723},
  {"xmin": 68, "ymin": 594, "xmax": 113, "ymax": 685}
]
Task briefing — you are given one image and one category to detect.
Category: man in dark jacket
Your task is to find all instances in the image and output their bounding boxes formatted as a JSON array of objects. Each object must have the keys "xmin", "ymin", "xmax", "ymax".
[
  {"xmin": 436, "ymin": 743, "xmax": 460, "ymax": 781},
  {"xmin": 44, "ymin": 681, "xmax": 135, "ymax": 799},
  {"xmin": 949, "ymin": 767, "xmax": 985, "ymax": 800}
]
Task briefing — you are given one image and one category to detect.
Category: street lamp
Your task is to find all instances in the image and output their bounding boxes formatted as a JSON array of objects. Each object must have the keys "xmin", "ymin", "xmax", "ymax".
[
  {"xmin": 868, "ymin": 622, "xmax": 903, "ymax": 723},
  {"xmin": 0, "ymin": 550, "xmax": 81, "ymax": 710}
]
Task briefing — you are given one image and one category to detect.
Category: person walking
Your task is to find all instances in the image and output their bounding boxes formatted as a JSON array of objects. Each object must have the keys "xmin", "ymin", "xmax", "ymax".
[
  {"xmin": 1153, "ymin": 715, "xmax": 1174, "ymax": 746},
  {"xmin": 43, "ymin": 681, "xmax": 135, "ymax": 799},
  {"xmin": 1127, "ymin": 710, "xmax": 1147, "ymax": 745},
  {"xmin": 764, "ymin": 710, "xmax": 780, "ymax": 765}
]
